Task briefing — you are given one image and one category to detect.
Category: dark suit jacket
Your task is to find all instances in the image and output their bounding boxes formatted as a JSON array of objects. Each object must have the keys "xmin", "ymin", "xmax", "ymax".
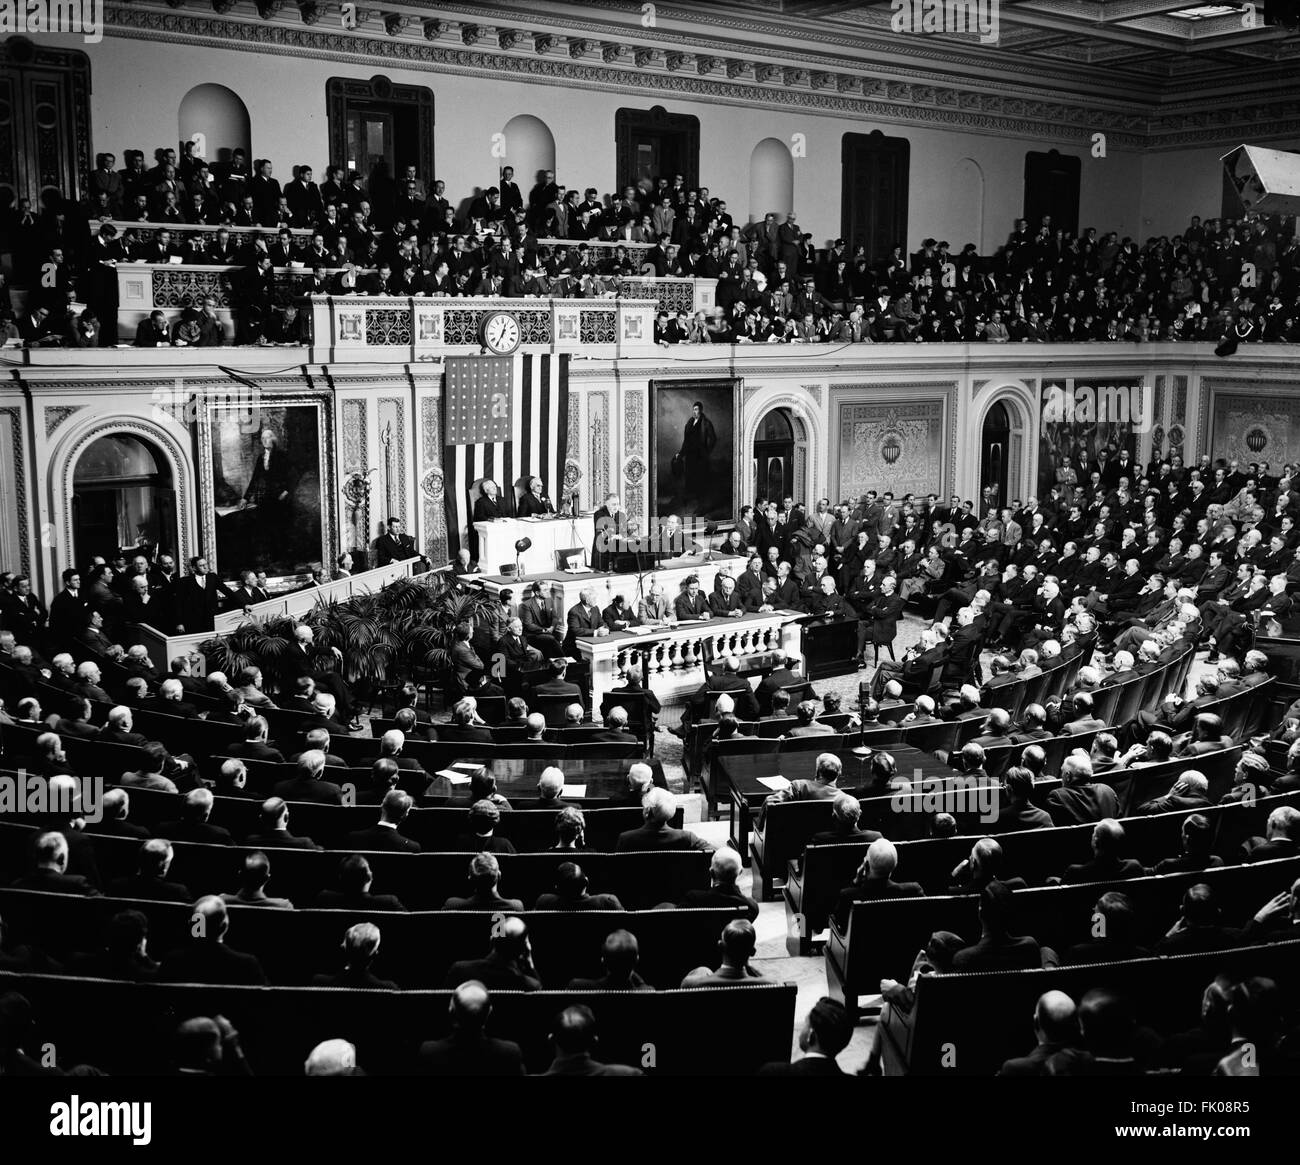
[
  {"xmin": 708, "ymin": 590, "xmax": 746, "ymax": 618},
  {"xmin": 680, "ymin": 884, "xmax": 759, "ymax": 922},
  {"xmin": 156, "ymin": 819, "xmax": 234, "ymax": 846},
  {"xmin": 171, "ymin": 576, "xmax": 227, "ymax": 634},
  {"xmin": 342, "ymin": 824, "xmax": 421, "ymax": 852},
  {"xmin": 162, "ymin": 941, "xmax": 267, "ymax": 985},
  {"xmin": 564, "ymin": 603, "xmax": 604, "ymax": 652},
  {"xmin": 107, "ymin": 874, "xmax": 192, "ymax": 903},
  {"xmin": 615, "ymin": 823, "xmax": 701, "ymax": 851},
  {"xmin": 417, "ymin": 1034, "xmax": 526, "ymax": 1076},
  {"xmin": 271, "ymin": 777, "xmax": 343, "ymax": 805},
  {"xmin": 242, "ymin": 829, "xmax": 321, "ymax": 851},
  {"xmin": 674, "ymin": 592, "xmax": 710, "ymax": 620}
]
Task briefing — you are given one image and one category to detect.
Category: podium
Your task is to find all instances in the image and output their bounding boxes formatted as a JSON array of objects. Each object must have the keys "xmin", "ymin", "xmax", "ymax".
[{"xmin": 474, "ymin": 515, "xmax": 594, "ymax": 576}]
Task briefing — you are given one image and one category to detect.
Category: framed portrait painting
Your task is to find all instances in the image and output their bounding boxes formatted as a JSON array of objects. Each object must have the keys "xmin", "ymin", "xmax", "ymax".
[
  {"xmin": 198, "ymin": 396, "xmax": 334, "ymax": 582},
  {"xmin": 649, "ymin": 377, "xmax": 740, "ymax": 526}
]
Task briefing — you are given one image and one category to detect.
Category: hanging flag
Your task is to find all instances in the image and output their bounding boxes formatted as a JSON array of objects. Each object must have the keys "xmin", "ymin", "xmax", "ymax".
[{"xmin": 443, "ymin": 352, "xmax": 570, "ymax": 560}]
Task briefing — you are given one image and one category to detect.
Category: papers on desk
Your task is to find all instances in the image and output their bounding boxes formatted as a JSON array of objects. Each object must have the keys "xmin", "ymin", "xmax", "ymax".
[
  {"xmin": 561, "ymin": 785, "xmax": 587, "ymax": 799},
  {"xmin": 435, "ymin": 763, "xmax": 485, "ymax": 786},
  {"xmin": 757, "ymin": 776, "xmax": 791, "ymax": 792}
]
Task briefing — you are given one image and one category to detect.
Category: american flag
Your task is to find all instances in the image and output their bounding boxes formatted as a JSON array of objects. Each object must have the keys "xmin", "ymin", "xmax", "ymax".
[
  {"xmin": 443, "ymin": 353, "xmax": 570, "ymax": 559},
  {"xmin": 445, "ymin": 356, "xmax": 513, "ymax": 444}
]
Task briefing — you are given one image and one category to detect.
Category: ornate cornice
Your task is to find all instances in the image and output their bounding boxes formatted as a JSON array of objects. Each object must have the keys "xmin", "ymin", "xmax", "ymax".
[{"xmin": 96, "ymin": 4, "xmax": 1300, "ymax": 148}]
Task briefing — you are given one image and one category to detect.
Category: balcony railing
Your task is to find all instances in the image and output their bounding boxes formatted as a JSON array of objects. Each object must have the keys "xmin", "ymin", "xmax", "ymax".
[{"xmin": 115, "ymin": 263, "xmax": 715, "ymax": 354}]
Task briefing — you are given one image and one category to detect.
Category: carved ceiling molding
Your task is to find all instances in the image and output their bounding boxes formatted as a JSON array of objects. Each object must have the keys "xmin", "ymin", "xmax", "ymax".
[
  {"xmin": 430, "ymin": 1, "xmax": 1300, "ymax": 100},
  {"xmin": 98, "ymin": 5, "xmax": 1300, "ymax": 148}
]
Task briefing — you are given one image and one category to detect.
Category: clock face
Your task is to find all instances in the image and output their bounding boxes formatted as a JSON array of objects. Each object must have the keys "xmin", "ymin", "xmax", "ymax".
[{"xmin": 483, "ymin": 312, "xmax": 521, "ymax": 354}]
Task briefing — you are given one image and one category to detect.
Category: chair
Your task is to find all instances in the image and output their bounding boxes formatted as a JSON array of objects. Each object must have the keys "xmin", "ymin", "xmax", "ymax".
[
  {"xmin": 600, "ymin": 690, "xmax": 655, "ymax": 756},
  {"xmin": 536, "ymin": 694, "xmax": 582, "ymax": 727}
]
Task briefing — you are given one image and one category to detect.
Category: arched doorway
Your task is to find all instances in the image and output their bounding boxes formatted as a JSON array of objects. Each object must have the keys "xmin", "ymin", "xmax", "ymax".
[
  {"xmin": 501, "ymin": 114, "xmax": 556, "ymax": 194},
  {"xmin": 72, "ymin": 435, "xmax": 176, "ymax": 563},
  {"xmin": 980, "ymin": 401, "xmax": 1011, "ymax": 512},
  {"xmin": 749, "ymin": 137, "xmax": 794, "ymax": 225},
  {"xmin": 178, "ymin": 83, "xmax": 252, "ymax": 171},
  {"xmin": 752, "ymin": 407, "xmax": 807, "ymax": 505}
]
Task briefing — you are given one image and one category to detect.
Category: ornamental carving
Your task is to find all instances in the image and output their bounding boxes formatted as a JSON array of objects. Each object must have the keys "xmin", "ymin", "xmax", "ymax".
[
  {"xmin": 421, "ymin": 466, "xmax": 444, "ymax": 499},
  {"xmin": 364, "ymin": 308, "xmax": 411, "ymax": 346},
  {"xmin": 98, "ymin": 5, "xmax": 1300, "ymax": 149}
]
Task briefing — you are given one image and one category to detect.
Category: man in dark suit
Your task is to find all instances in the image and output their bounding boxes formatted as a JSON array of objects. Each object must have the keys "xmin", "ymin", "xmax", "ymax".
[
  {"xmin": 756, "ymin": 656, "xmax": 803, "ymax": 715},
  {"xmin": 679, "ymin": 847, "xmax": 759, "ymax": 921},
  {"xmin": 227, "ymin": 716, "xmax": 285, "ymax": 763},
  {"xmin": 272, "ymin": 751, "xmax": 343, "ymax": 805},
  {"xmin": 567, "ymin": 929, "xmax": 654, "ymax": 991},
  {"xmin": 243, "ymin": 797, "xmax": 322, "ymax": 850},
  {"xmin": 951, "ymin": 882, "xmax": 1046, "ymax": 971},
  {"xmin": 156, "ymin": 787, "xmax": 234, "ymax": 846},
  {"xmin": 107, "ymin": 839, "xmax": 193, "ymax": 903},
  {"xmin": 833, "ymin": 838, "xmax": 924, "ymax": 927},
  {"xmin": 170, "ymin": 556, "xmax": 231, "ymax": 635},
  {"xmin": 374, "ymin": 516, "xmax": 421, "ymax": 567},
  {"xmin": 564, "ymin": 588, "xmax": 605, "ymax": 654},
  {"xmin": 343, "ymin": 791, "xmax": 422, "ymax": 853},
  {"xmin": 417, "ymin": 981, "xmax": 526, "ymax": 1076},
  {"xmin": 736, "ymin": 555, "xmax": 767, "ymax": 611},
  {"xmin": 161, "ymin": 896, "xmax": 267, "ymax": 985},
  {"xmin": 443, "ymin": 915, "xmax": 542, "ymax": 990},
  {"xmin": 48, "ymin": 568, "xmax": 89, "ymax": 641},
  {"xmin": 531, "ymin": 658, "xmax": 582, "ymax": 704},
  {"xmin": 541, "ymin": 1005, "xmax": 643, "ymax": 1076},
  {"xmin": 708, "ymin": 575, "xmax": 746, "ymax": 618},
  {"xmin": 688, "ymin": 656, "xmax": 760, "ymax": 723},
  {"xmin": 997, "ymin": 991, "xmax": 1080, "ymax": 1076},
  {"xmin": 84, "ymin": 788, "xmax": 150, "ymax": 840},
  {"xmin": 758, "ymin": 998, "xmax": 853, "ymax": 1075},
  {"xmin": 591, "ymin": 493, "xmax": 625, "ymax": 572},
  {"xmin": 9, "ymin": 831, "xmax": 99, "ymax": 896},
  {"xmin": 313, "ymin": 854, "xmax": 407, "ymax": 912},
  {"xmin": 858, "ymin": 579, "xmax": 906, "ymax": 666},
  {"xmin": 674, "ymin": 574, "xmax": 711, "ymax": 620},
  {"xmin": 516, "ymin": 476, "xmax": 555, "ymax": 518},
  {"xmin": 1058, "ymin": 819, "xmax": 1146, "ymax": 884},
  {"xmin": 615, "ymin": 788, "xmax": 711, "ymax": 851},
  {"xmin": 472, "ymin": 480, "xmax": 507, "ymax": 525}
]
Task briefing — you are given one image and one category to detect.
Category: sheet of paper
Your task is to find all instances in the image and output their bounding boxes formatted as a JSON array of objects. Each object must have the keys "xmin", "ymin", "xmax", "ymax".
[
  {"xmin": 435, "ymin": 768, "xmax": 473, "ymax": 785},
  {"xmin": 757, "ymin": 776, "xmax": 791, "ymax": 792},
  {"xmin": 561, "ymin": 784, "xmax": 588, "ymax": 799}
]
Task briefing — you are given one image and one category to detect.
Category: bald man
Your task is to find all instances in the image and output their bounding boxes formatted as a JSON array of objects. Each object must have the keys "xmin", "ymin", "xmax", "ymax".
[
  {"xmin": 1058, "ymin": 819, "xmax": 1146, "ymax": 884},
  {"xmin": 417, "ymin": 980, "xmax": 526, "ymax": 1076},
  {"xmin": 161, "ymin": 896, "xmax": 267, "ymax": 985},
  {"xmin": 997, "ymin": 990, "xmax": 1080, "ymax": 1076},
  {"xmin": 680, "ymin": 919, "xmax": 769, "ymax": 987},
  {"xmin": 679, "ymin": 847, "xmax": 760, "ymax": 921},
  {"xmin": 305, "ymin": 1039, "xmax": 361, "ymax": 1077},
  {"xmin": 443, "ymin": 915, "xmax": 541, "ymax": 991},
  {"xmin": 567, "ymin": 929, "xmax": 653, "ymax": 991}
]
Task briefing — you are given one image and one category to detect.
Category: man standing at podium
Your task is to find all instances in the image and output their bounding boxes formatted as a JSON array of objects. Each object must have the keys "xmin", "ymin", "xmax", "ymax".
[
  {"xmin": 592, "ymin": 492, "xmax": 625, "ymax": 572},
  {"xmin": 517, "ymin": 476, "xmax": 555, "ymax": 518}
]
